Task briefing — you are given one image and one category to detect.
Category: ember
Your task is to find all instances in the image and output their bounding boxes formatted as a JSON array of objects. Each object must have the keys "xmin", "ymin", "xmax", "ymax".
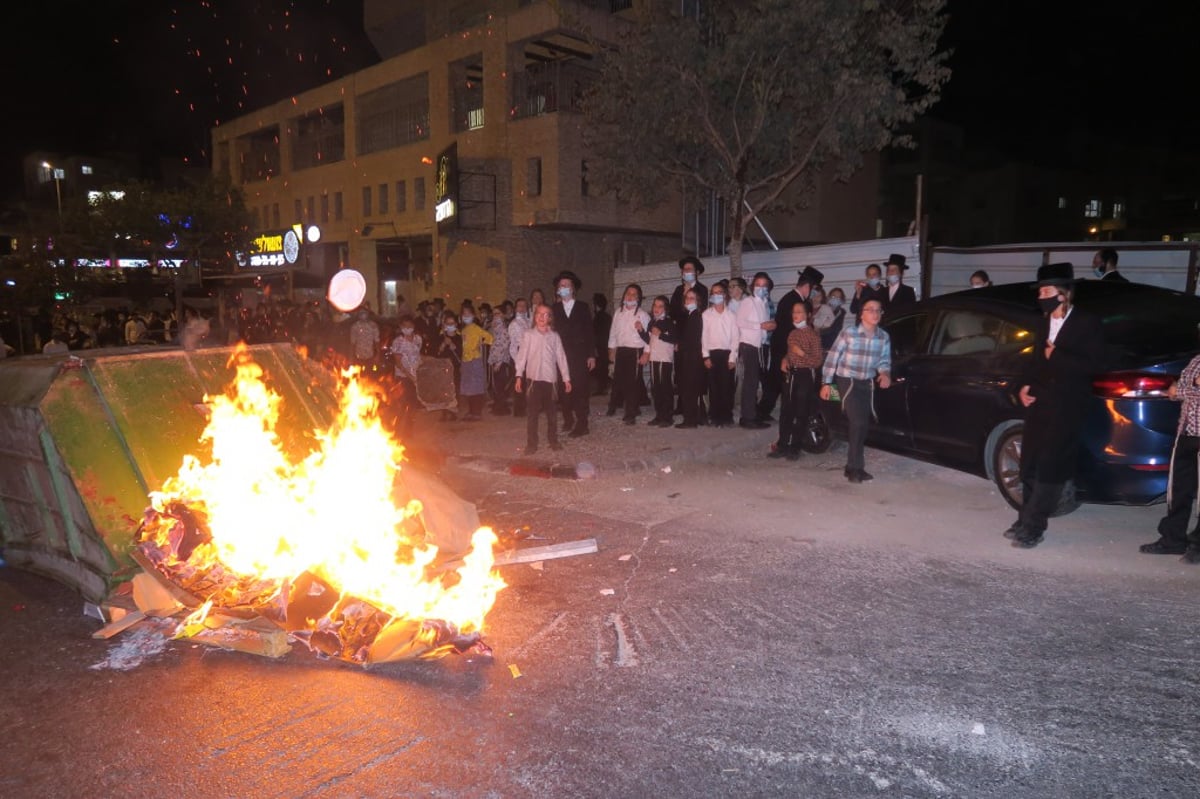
[{"xmin": 134, "ymin": 345, "xmax": 506, "ymax": 664}]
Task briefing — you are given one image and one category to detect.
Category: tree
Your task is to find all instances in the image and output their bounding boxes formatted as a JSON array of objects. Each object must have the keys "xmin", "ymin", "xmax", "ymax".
[{"xmin": 583, "ymin": 0, "xmax": 951, "ymax": 277}]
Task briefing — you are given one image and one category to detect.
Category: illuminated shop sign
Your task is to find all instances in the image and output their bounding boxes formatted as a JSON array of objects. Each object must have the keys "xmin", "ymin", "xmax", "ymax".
[
  {"xmin": 238, "ymin": 224, "xmax": 318, "ymax": 268},
  {"xmin": 434, "ymin": 142, "xmax": 458, "ymax": 229},
  {"xmin": 74, "ymin": 258, "xmax": 186, "ymax": 269}
]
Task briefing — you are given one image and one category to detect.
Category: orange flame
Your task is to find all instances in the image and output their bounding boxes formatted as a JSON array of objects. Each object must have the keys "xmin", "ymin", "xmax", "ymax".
[{"xmin": 147, "ymin": 346, "xmax": 505, "ymax": 643}]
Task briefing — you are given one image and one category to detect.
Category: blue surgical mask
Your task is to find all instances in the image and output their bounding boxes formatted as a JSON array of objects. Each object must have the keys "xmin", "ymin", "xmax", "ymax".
[
  {"xmin": 794, "ymin": 320, "xmax": 807, "ymax": 329},
  {"xmin": 558, "ymin": 286, "xmax": 573, "ymax": 298},
  {"xmin": 829, "ymin": 298, "xmax": 843, "ymax": 309},
  {"xmin": 971, "ymin": 283, "xmax": 986, "ymax": 289},
  {"xmin": 682, "ymin": 272, "xmax": 696, "ymax": 284},
  {"xmin": 754, "ymin": 287, "xmax": 769, "ymax": 299},
  {"xmin": 1094, "ymin": 267, "xmax": 1106, "ymax": 278},
  {"xmin": 710, "ymin": 294, "xmax": 725, "ymax": 305},
  {"xmin": 887, "ymin": 274, "xmax": 900, "ymax": 285},
  {"xmin": 867, "ymin": 277, "xmax": 881, "ymax": 288},
  {"xmin": 685, "ymin": 302, "xmax": 697, "ymax": 312}
]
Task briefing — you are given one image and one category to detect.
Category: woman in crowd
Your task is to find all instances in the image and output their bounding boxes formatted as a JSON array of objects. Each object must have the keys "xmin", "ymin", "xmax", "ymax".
[{"xmin": 458, "ymin": 304, "xmax": 494, "ymax": 421}]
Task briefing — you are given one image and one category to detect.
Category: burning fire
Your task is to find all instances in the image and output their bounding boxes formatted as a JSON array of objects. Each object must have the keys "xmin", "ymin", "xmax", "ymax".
[{"xmin": 138, "ymin": 345, "xmax": 505, "ymax": 662}]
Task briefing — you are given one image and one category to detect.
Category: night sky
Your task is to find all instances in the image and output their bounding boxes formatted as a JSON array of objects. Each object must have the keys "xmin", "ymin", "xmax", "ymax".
[{"xmin": 1, "ymin": 0, "xmax": 1197, "ymax": 197}]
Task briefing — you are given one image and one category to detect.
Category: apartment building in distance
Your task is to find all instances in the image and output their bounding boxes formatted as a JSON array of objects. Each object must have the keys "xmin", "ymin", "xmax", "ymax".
[{"xmin": 211, "ymin": 0, "xmax": 879, "ymax": 315}]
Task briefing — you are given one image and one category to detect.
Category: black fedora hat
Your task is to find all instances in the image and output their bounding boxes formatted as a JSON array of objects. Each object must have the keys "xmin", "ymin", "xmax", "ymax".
[
  {"xmin": 678, "ymin": 255, "xmax": 706, "ymax": 275},
  {"xmin": 752, "ymin": 271, "xmax": 774, "ymax": 291},
  {"xmin": 553, "ymin": 270, "xmax": 582, "ymax": 291},
  {"xmin": 797, "ymin": 266, "xmax": 825, "ymax": 286},
  {"xmin": 885, "ymin": 253, "xmax": 908, "ymax": 271},
  {"xmin": 1036, "ymin": 262, "xmax": 1076, "ymax": 287}
]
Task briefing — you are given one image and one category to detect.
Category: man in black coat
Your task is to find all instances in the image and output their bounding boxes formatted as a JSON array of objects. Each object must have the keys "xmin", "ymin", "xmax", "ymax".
[
  {"xmin": 883, "ymin": 253, "xmax": 917, "ymax": 316},
  {"xmin": 1006, "ymin": 262, "xmax": 1106, "ymax": 549},
  {"xmin": 1092, "ymin": 247, "xmax": 1129, "ymax": 282},
  {"xmin": 551, "ymin": 270, "xmax": 596, "ymax": 437},
  {"xmin": 669, "ymin": 256, "xmax": 708, "ymax": 326},
  {"xmin": 760, "ymin": 266, "xmax": 822, "ymax": 422}
]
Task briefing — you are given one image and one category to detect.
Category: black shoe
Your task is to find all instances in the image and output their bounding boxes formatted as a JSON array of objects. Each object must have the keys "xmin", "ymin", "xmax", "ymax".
[
  {"xmin": 1139, "ymin": 538, "xmax": 1188, "ymax": 555},
  {"xmin": 740, "ymin": 419, "xmax": 769, "ymax": 430},
  {"xmin": 675, "ymin": 422, "xmax": 698, "ymax": 429},
  {"xmin": 785, "ymin": 450, "xmax": 801, "ymax": 462},
  {"xmin": 857, "ymin": 469, "xmax": 873, "ymax": 482},
  {"xmin": 1003, "ymin": 522, "xmax": 1025, "ymax": 541},
  {"xmin": 1012, "ymin": 534, "xmax": 1044, "ymax": 549},
  {"xmin": 623, "ymin": 417, "xmax": 637, "ymax": 425},
  {"xmin": 846, "ymin": 470, "xmax": 863, "ymax": 484},
  {"xmin": 549, "ymin": 442, "xmax": 563, "ymax": 451},
  {"xmin": 767, "ymin": 449, "xmax": 787, "ymax": 459},
  {"xmin": 1182, "ymin": 548, "xmax": 1200, "ymax": 564},
  {"xmin": 605, "ymin": 408, "xmax": 617, "ymax": 417},
  {"xmin": 569, "ymin": 428, "xmax": 588, "ymax": 438},
  {"xmin": 757, "ymin": 415, "xmax": 775, "ymax": 423}
]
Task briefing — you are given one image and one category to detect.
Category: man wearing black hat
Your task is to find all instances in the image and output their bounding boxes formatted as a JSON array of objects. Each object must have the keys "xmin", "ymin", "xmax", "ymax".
[
  {"xmin": 551, "ymin": 270, "xmax": 596, "ymax": 437},
  {"xmin": 760, "ymin": 266, "xmax": 823, "ymax": 422},
  {"xmin": 1006, "ymin": 262, "xmax": 1105, "ymax": 549},
  {"xmin": 883, "ymin": 254, "xmax": 917, "ymax": 315},
  {"xmin": 670, "ymin": 256, "xmax": 708, "ymax": 327}
]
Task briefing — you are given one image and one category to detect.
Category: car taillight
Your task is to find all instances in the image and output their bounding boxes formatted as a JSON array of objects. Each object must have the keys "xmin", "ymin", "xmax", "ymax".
[{"xmin": 1092, "ymin": 372, "xmax": 1175, "ymax": 398}]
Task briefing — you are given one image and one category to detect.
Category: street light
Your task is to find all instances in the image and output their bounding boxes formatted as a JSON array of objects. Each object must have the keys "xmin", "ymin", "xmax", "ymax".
[{"xmin": 41, "ymin": 161, "xmax": 62, "ymax": 219}]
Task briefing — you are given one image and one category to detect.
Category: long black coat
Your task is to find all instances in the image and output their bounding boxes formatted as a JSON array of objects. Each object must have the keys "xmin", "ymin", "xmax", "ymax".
[
  {"xmin": 850, "ymin": 283, "xmax": 889, "ymax": 320},
  {"xmin": 670, "ymin": 281, "xmax": 708, "ymax": 328},
  {"xmin": 1019, "ymin": 305, "xmax": 1106, "ymax": 483},
  {"xmin": 886, "ymin": 283, "xmax": 918, "ymax": 315},
  {"xmin": 552, "ymin": 300, "xmax": 595, "ymax": 382}
]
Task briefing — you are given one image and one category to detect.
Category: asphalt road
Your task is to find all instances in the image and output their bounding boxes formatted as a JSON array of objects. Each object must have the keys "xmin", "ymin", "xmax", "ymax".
[{"xmin": 2, "ymin": 448, "xmax": 1198, "ymax": 798}]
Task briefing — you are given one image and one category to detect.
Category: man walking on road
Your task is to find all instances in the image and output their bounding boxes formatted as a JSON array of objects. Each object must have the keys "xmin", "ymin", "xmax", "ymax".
[
  {"xmin": 820, "ymin": 298, "xmax": 891, "ymax": 484},
  {"xmin": 1139, "ymin": 352, "xmax": 1200, "ymax": 563}
]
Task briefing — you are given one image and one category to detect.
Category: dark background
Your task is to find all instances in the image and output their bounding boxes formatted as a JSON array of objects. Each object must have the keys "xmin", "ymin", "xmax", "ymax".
[{"xmin": 1, "ymin": 0, "xmax": 1196, "ymax": 195}]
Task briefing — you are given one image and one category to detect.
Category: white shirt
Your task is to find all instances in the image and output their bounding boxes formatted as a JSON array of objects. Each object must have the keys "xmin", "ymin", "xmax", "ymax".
[
  {"xmin": 561, "ymin": 298, "xmax": 576, "ymax": 317},
  {"xmin": 508, "ymin": 315, "xmax": 531, "ymax": 361},
  {"xmin": 1048, "ymin": 306, "xmax": 1073, "ymax": 345},
  {"xmin": 515, "ymin": 327, "xmax": 571, "ymax": 383},
  {"xmin": 608, "ymin": 306, "xmax": 651, "ymax": 350},
  {"xmin": 701, "ymin": 306, "xmax": 739, "ymax": 360},
  {"xmin": 735, "ymin": 293, "xmax": 770, "ymax": 347}
]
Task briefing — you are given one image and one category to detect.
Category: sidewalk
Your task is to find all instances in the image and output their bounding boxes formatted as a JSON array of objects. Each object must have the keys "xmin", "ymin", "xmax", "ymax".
[{"xmin": 401, "ymin": 393, "xmax": 779, "ymax": 478}]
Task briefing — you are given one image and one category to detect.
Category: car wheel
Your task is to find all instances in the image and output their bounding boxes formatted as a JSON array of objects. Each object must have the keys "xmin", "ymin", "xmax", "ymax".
[
  {"xmin": 987, "ymin": 423, "xmax": 1081, "ymax": 516},
  {"xmin": 799, "ymin": 408, "xmax": 834, "ymax": 453}
]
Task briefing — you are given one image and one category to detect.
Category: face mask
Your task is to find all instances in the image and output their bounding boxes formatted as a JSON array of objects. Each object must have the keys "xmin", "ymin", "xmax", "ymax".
[
  {"xmin": 887, "ymin": 274, "xmax": 900, "ymax": 285},
  {"xmin": 1094, "ymin": 266, "xmax": 1106, "ymax": 278},
  {"xmin": 685, "ymin": 302, "xmax": 697, "ymax": 312},
  {"xmin": 653, "ymin": 312, "xmax": 666, "ymax": 320},
  {"xmin": 518, "ymin": 311, "xmax": 529, "ymax": 320},
  {"xmin": 445, "ymin": 324, "xmax": 458, "ymax": 333},
  {"xmin": 624, "ymin": 300, "xmax": 638, "ymax": 309},
  {"xmin": 682, "ymin": 272, "xmax": 696, "ymax": 284},
  {"xmin": 558, "ymin": 287, "xmax": 573, "ymax": 299},
  {"xmin": 754, "ymin": 287, "xmax": 768, "ymax": 299},
  {"xmin": 971, "ymin": 283, "xmax": 985, "ymax": 289},
  {"xmin": 829, "ymin": 298, "xmax": 843, "ymax": 309},
  {"xmin": 401, "ymin": 327, "xmax": 414, "ymax": 335},
  {"xmin": 710, "ymin": 295, "xmax": 725, "ymax": 305},
  {"xmin": 867, "ymin": 277, "xmax": 881, "ymax": 288},
  {"xmin": 794, "ymin": 320, "xmax": 807, "ymax": 329},
  {"xmin": 1038, "ymin": 296, "xmax": 1063, "ymax": 314},
  {"xmin": 462, "ymin": 315, "xmax": 474, "ymax": 324}
]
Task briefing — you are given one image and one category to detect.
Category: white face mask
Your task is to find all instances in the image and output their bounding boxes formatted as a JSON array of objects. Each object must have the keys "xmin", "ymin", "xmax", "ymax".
[
  {"xmin": 462, "ymin": 315, "xmax": 474, "ymax": 324},
  {"xmin": 710, "ymin": 294, "xmax": 725, "ymax": 305},
  {"xmin": 624, "ymin": 299, "xmax": 638, "ymax": 309},
  {"xmin": 887, "ymin": 274, "xmax": 900, "ymax": 285},
  {"xmin": 685, "ymin": 302, "xmax": 697, "ymax": 312},
  {"xmin": 794, "ymin": 320, "xmax": 807, "ymax": 329},
  {"xmin": 445, "ymin": 324, "xmax": 457, "ymax": 333},
  {"xmin": 971, "ymin": 283, "xmax": 986, "ymax": 289},
  {"xmin": 829, "ymin": 298, "xmax": 843, "ymax": 309},
  {"xmin": 682, "ymin": 272, "xmax": 696, "ymax": 284},
  {"xmin": 867, "ymin": 277, "xmax": 881, "ymax": 288}
]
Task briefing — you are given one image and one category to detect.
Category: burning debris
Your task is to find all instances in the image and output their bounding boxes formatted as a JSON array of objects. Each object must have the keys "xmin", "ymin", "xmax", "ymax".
[{"xmin": 108, "ymin": 345, "xmax": 507, "ymax": 666}]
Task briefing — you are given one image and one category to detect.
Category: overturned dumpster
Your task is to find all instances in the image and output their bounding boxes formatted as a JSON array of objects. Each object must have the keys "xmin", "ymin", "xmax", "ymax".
[{"xmin": 0, "ymin": 344, "xmax": 504, "ymax": 664}]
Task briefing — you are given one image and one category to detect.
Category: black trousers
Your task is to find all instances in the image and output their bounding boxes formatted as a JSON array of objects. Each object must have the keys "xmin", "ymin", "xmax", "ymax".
[
  {"xmin": 1158, "ymin": 434, "xmax": 1200, "ymax": 546},
  {"xmin": 650, "ymin": 361, "xmax": 674, "ymax": 422},
  {"xmin": 738, "ymin": 342, "xmax": 763, "ymax": 423},
  {"xmin": 527, "ymin": 380, "xmax": 558, "ymax": 448},
  {"xmin": 837, "ymin": 377, "xmax": 873, "ymax": 471},
  {"xmin": 678, "ymin": 355, "xmax": 704, "ymax": 425},
  {"xmin": 558, "ymin": 357, "xmax": 591, "ymax": 432},
  {"xmin": 707, "ymin": 350, "xmax": 735, "ymax": 424},
  {"xmin": 610, "ymin": 347, "xmax": 644, "ymax": 421},
  {"xmin": 757, "ymin": 346, "xmax": 781, "ymax": 419},
  {"xmin": 779, "ymin": 367, "xmax": 816, "ymax": 451},
  {"xmin": 490, "ymin": 362, "xmax": 513, "ymax": 413}
]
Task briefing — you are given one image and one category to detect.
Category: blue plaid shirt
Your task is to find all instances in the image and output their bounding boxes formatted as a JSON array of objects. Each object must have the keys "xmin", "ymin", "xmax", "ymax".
[{"xmin": 822, "ymin": 323, "xmax": 891, "ymax": 383}]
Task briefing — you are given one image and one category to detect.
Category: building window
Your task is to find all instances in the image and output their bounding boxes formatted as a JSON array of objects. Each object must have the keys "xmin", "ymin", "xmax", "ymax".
[
  {"xmin": 1112, "ymin": 201, "xmax": 1124, "ymax": 220},
  {"xmin": 320, "ymin": 194, "xmax": 329, "ymax": 224},
  {"xmin": 306, "ymin": 196, "xmax": 315, "ymax": 223},
  {"xmin": 1084, "ymin": 199, "xmax": 1101, "ymax": 218},
  {"xmin": 396, "ymin": 180, "xmax": 407, "ymax": 212},
  {"xmin": 291, "ymin": 103, "xmax": 345, "ymax": 170},
  {"xmin": 1057, "ymin": 196, "xmax": 1066, "ymax": 209},
  {"xmin": 239, "ymin": 126, "xmax": 282, "ymax": 183},
  {"xmin": 451, "ymin": 55, "xmax": 485, "ymax": 133},
  {"xmin": 379, "ymin": 183, "xmax": 389, "ymax": 215},
  {"xmin": 356, "ymin": 74, "xmax": 430, "ymax": 155},
  {"xmin": 414, "ymin": 177, "xmax": 426, "ymax": 211},
  {"xmin": 294, "ymin": 199, "xmax": 303, "ymax": 221},
  {"xmin": 272, "ymin": 204, "xmax": 280, "ymax": 228},
  {"xmin": 581, "ymin": 159, "xmax": 589, "ymax": 197},
  {"xmin": 527, "ymin": 157, "xmax": 542, "ymax": 196},
  {"xmin": 335, "ymin": 191, "xmax": 344, "ymax": 221},
  {"xmin": 81, "ymin": 164, "xmax": 94, "ymax": 175},
  {"xmin": 362, "ymin": 186, "xmax": 373, "ymax": 217}
]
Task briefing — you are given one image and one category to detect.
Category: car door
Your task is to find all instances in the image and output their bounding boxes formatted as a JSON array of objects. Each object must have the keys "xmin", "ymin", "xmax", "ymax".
[
  {"xmin": 906, "ymin": 308, "xmax": 1029, "ymax": 466},
  {"xmin": 867, "ymin": 311, "xmax": 933, "ymax": 449}
]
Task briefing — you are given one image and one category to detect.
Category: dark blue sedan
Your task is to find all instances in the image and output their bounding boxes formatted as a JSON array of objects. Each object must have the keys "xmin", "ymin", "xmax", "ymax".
[{"xmin": 811, "ymin": 280, "xmax": 1199, "ymax": 511}]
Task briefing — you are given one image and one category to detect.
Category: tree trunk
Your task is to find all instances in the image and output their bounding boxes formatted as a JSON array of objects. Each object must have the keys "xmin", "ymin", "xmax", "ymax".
[{"xmin": 727, "ymin": 211, "xmax": 748, "ymax": 279}]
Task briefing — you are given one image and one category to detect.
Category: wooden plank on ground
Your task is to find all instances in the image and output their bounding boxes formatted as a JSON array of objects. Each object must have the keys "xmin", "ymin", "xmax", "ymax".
[
  {"xmin": 493, "ymin": 538, "xmax": 598, "ymax": 567},
  {"xmin": 91, "ymin": 610, "xmax": 146, "ymax": 639}
]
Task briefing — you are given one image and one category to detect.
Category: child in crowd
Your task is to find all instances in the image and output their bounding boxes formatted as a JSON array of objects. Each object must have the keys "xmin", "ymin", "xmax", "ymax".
[
  {"xmin": 646, "ymin": 295, "xmax": 678, "ymax": 426},
  {"xmin": 607, "ymin": 283, "xmax": 651, "ymax": 424},
  {"xmin": 458, "ymin": 305, "xmax": 494, "ymax": 421},
  {"xmin": 701, "ymin": 280, "xmax": 739, "ymax": 427},
  {"xmin": 772, "ymin": 301, "xmax": 825, "ymax": 459},
  {"xmin": 514, "ymin": 304, "xmax": 572, "ymax": 454},
  {"xmin": 388, "ymin": 314, "xmax": 423, "ymax": 437},
  {"xmin": 433, "ymin": 310, "xmax": 463, "ymax": 421},
  {"xmin": 676, "ymin": 288, "xmax": 705, "ymax": 428},
  {"xmin": 508, "ymin": 298, "xmax": 532, "ymax": 417}
]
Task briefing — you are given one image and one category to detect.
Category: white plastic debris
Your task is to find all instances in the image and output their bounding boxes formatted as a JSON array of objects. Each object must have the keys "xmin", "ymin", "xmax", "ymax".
[
  {"xmin": 620, "ymin": 487, "xmax": 633, "ymax": 492},
  {"xmin": 661, "ymin": 466, "xmax": 672, "ymax": 474},
  {"xmin": 618, "ymin": 554, "xmax": 632, "ymax": 562},
  {"xmin": 972, "ymin": 723, "xmax": 986, "ymax": 736},
  {"xmin": 668, "ymin": 568, "xmax": 678, "ymax": 573},
  {"xmin": 599, "ymin": 588, "xmax": 616, "ymax": 596}
]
